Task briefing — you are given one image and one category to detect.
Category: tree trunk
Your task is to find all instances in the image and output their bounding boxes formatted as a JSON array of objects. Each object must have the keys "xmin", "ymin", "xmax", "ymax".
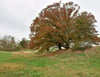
[
  {"xmin": 57, "ymin": 43, "xmax": 62, "ymax": 50},
  {"xmin": 65, "ymin": 43, "xmax": 69, "ymax": 49},
  {"xmin": 63, "ymin": 43, "xmax": 69, "ymax": 49},
  {"xmin": 47, "ymin": 48, "xmax": 49, "ymax": 51}
]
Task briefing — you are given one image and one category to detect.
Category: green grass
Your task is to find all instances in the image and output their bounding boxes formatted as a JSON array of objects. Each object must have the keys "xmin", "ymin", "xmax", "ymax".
[
  {"xmin": 0, "ymin": 52, "xmax": 12, "ymax": 62},
  {"xmin": 0, "ymin": 46, "xmax": 100, "ymax": 77}
]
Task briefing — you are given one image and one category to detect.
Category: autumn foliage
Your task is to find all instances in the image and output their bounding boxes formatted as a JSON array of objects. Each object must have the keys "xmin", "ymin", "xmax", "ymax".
[{"xmin": 30, "ymin": 2, "xmax": 100, "ymax": 52}]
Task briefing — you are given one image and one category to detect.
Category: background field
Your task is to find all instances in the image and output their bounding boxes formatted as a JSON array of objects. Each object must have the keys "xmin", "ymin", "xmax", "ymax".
[{"xmin": 0, "ymin": 47, "xmax": 100, "ymax": 77}]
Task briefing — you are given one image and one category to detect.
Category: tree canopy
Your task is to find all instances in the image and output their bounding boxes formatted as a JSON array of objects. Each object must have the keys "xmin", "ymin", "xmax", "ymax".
[
  {"xmin": 29, "ymin": 2, "xmax": 100, "ymax": 52},
  {"xmin": 20, "ymin": 38, "xmax": 28, "ymax": 49}
]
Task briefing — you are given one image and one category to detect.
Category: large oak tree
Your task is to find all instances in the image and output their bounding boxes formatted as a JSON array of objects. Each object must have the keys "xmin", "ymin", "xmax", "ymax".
[{"xmin": 29, "ymin": 2, "xmax": 100, "ymax": 52}]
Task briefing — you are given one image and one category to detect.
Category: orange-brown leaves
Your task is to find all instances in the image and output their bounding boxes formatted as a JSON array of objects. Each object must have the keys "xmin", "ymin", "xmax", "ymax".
[{"xmin": 29, "ymin": 1, "xmax": 99, "ymax": 52}]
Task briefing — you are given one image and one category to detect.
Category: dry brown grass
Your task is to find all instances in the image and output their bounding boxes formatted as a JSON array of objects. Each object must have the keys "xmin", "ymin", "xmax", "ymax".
[
  {"xmin": 41, "ymin": 63, "xmax": 100, "ymax": 77},
  {"xmin": 0, "ymin": 63, "xmax": 25, "ymax": 72}
]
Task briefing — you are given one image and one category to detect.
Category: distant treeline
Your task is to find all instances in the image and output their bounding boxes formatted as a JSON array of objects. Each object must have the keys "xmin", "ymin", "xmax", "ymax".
[{"xmin": 0, "ymin": 35, "xmax": 29, "ymax": 51}]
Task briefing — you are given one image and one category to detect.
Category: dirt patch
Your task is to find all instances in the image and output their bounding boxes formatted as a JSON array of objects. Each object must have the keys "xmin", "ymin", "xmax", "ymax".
[{"xmin": 12, "ymin": 51, "xmax": 34, "ymax": 55}]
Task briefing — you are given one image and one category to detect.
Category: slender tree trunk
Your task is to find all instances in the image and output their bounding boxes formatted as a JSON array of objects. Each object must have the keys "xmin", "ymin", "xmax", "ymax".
[
  {"xmin": 57, "ymin": 43, "xmax": 62, "ymax": 50},
  {"xmin": 47, "ymin": 48, "xmax": 49, "ymax": 51},
  {"xmin": 65, "ymin": 43, "xmax": 69, "ymax": 49}
]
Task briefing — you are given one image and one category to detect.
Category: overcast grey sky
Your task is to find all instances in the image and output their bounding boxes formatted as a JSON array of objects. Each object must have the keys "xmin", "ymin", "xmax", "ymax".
[{"xmin": 0, "ymin": 0, "xmax": 100, "ymax": 40}]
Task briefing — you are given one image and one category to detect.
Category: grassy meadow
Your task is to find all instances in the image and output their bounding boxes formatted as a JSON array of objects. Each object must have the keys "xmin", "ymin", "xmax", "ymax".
[{"xmin": 0, "ymin": 47, "xmax": 100, "ymax": 77}]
